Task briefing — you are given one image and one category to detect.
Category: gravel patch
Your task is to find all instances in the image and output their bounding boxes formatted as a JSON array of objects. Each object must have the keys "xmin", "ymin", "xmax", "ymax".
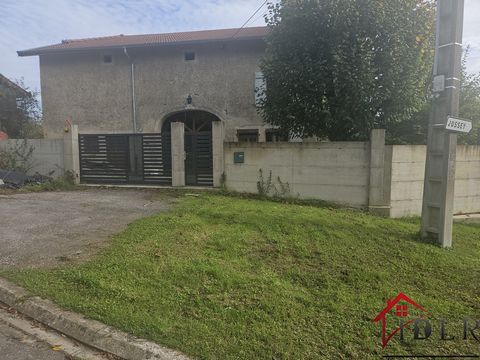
[{"xmin": 0, "ymin": 188, "xmax": 173, "ymax": 268}]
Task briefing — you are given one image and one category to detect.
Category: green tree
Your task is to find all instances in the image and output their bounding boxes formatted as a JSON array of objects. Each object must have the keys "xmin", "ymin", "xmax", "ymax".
[
  {"xmin": 392, "ymin": 48, "xmax": 480, "ymax": 145},
  {"xmin": 458, "ymin": 48, "xmax": 480, "ymax": 145},
  {"xmin": 14, "ymin": 79, "xmax": 43, "ymax": 138},
  {"xmin": 260, "ymin": 0, "xmax": 435, "ymax": 141}
]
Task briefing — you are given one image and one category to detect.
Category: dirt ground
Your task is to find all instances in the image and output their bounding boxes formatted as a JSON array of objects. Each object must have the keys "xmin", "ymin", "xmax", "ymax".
[{"xmin": 0, "ymin": 188, "xmax": 175, "ymax": 268}]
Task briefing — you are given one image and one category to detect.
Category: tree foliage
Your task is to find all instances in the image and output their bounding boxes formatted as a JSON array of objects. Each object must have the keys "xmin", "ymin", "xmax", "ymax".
[
  {"xmin": 260, "ymin": 0, "xmax": 435, "ymax": 141},
  {"xmin": 391, "ymin": 48, "xmax": 480, "ymax": 145},
  {"xmin": 458, "ymin": 48, "xmax": 480, "ymax": 144}
]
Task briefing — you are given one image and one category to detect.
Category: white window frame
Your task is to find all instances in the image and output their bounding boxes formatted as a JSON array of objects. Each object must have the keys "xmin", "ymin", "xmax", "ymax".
[{"xmin": 255, "ymin": 71, "xmax": 266, "ymax": 107}]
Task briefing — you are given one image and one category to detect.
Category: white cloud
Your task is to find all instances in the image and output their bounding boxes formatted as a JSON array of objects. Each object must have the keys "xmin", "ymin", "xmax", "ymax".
[{"xmin": 0, "ymin": 0, "xmax": 270, "ymax": 91}]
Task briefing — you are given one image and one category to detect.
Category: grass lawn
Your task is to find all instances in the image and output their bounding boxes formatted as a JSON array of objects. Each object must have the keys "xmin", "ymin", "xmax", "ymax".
[{"xmin": 2, "ymin": 194, "xmax": 480, "ymax": 359}]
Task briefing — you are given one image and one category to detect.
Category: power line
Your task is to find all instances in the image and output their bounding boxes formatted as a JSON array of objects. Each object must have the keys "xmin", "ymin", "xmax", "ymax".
[
  {"xmin": 250, "ymin": 8, "xmax": 267, "ymax": 26},
  {"xmin": 231, "ymin": 0, "xmax": 268, "ymax": 39}
]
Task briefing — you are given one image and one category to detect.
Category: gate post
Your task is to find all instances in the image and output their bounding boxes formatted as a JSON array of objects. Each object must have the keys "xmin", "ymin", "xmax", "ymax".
[
  {"xmin": 171, "ymin": 121, "xmax": 185, "ymax": 187},
  {"xmin": 63, "ymin": 124, "xmax": 80, "ymax": 184},
  {"xmin": 212, "ymin": 120, "xmax": 225, "ymax": 187}
]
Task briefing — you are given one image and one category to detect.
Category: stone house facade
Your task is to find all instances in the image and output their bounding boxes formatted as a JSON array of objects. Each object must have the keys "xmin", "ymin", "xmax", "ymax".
[{"xmin": 18, "ymin": 27, "xmax": 269, "ymax": 141}]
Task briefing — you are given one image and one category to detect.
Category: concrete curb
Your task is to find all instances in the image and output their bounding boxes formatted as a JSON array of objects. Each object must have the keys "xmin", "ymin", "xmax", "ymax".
[{"xmin": 0, "ymin": 277, "xmax": 190, "ymax": 360}]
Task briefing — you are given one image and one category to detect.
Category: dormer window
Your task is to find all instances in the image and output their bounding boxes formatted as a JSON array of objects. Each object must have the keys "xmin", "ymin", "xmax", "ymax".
[
  {"xmin": 184, "ymin": 52, "xmax": 195, "ymax": 61},
  {"xmin": 103, "ymin": 54, "xmax": 113, "ymax": 64}
]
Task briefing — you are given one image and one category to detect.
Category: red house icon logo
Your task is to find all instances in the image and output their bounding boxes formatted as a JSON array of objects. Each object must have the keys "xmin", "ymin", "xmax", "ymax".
[{"xmin": 373, "ymin": 292, "xmax": 429, "ymax": 348}]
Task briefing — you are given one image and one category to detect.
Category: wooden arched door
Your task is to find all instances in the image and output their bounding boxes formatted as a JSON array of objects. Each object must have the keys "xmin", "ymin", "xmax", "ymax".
[{"xmin": 162, "ymin": 111, "xmax": 217, "ymax": 186}]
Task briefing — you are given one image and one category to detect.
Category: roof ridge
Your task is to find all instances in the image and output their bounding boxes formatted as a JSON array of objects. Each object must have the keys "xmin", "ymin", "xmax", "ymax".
[
  {"xmin": 18, "ymin": 26, "xmax": 268, "ymax": 57},
  {"xmin": 61, "ymin": 26, "xmax": 266, "ymax": 44},
  {"xmin": 61, "ymin": 34, "xmax": 126, "ymax": 44}
]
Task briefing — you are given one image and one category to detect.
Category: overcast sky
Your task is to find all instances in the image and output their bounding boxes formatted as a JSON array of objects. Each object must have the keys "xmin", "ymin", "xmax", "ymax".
[{"xmin": 1, "ymin": 0, "xmax": 479, "ymax": 93}]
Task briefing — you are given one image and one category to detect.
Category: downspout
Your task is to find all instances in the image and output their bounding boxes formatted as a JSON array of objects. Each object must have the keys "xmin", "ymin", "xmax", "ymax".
[{"xmin": 123, "ymin": 47, "xmax": 137, "ymax": 133}]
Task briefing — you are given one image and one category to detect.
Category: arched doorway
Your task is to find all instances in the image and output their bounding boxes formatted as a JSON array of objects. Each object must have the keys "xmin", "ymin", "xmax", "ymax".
[{"xmin": 162, "ymin": 110, "xmax": 218, "ymax": 186}]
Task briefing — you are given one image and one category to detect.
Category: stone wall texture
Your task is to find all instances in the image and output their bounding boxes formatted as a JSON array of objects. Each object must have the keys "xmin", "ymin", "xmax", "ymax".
[{"xmin": 39, "ymin": 40, "xmax": 265, "ymax": 140}]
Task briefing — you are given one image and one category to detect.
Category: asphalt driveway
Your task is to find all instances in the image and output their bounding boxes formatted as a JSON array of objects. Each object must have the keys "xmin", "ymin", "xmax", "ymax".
[
  {"xmin": 0, "ymin": 320, "xmax": 65, "ymax": 360},
  {"xmin": 0, "ymin": 188, "xmax": 173, "ymax": 268}
]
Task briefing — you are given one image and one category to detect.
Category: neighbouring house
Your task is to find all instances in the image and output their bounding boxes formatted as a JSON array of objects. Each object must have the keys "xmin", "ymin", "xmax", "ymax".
[
  {"xmin": 17, "ymin": 27, "xmax": 270, "ymax": 142},
  {"xmin": 0, "ymin": 73, "xmax": 30, "ymax": 137}
]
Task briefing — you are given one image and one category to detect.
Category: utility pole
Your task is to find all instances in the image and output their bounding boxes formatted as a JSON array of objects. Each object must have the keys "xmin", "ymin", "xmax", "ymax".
[{"xmin": 421, "ymin": 0, "xmax": 465, "ymax": 247}]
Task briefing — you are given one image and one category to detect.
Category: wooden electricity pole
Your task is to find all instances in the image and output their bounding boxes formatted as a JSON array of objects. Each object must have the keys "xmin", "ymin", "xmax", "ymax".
[{"xmin": 421, "ymin": 0, "xmax": 465, "ymax": 247}]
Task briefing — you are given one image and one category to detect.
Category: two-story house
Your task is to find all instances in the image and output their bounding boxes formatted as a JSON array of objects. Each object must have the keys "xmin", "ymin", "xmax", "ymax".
[
  {"xmin": 18, "ymin": 27, "xmax": 270, "ymax": 186},
  {"xmin": 18, "ymin": 26, "xmax": 269, "ymax": 141}
]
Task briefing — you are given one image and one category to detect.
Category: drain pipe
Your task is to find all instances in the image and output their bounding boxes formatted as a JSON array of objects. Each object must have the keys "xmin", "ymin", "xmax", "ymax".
[{"xmin": 123, "ymin": 47, "xmax": 137, "ymax": 133}]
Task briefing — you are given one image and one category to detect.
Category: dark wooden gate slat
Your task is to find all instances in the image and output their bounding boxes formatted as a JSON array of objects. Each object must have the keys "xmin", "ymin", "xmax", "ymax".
[
  {"xmin": 79, "ymin": 133, "xmax": 172, "ymax": 185},
  {"xmin": 185, "ymin": 132, "xmax": 213, "ymax": 187}
]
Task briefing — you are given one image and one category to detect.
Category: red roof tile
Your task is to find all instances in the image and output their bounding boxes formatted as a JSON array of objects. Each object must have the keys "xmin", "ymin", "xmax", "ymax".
[{"xmin": 18, "ymin": 26, "xmax": 268, "ymax": 56}]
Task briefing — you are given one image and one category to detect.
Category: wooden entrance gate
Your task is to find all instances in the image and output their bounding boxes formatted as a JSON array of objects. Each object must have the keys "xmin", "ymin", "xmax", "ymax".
[
  {"xmin": 79, "ymin": 133, "xmax": 172, "ymax": 185},
  {"xmin": 162, "ymin": 111, "xmax": 215, "ymax": 187},
  {"xmin": 185, "ymin": 132, "xmax": 213, "ymax": 186},
  {"xmin": 183, "ymin": 116, "xmax": 213, "ymax": 187}
]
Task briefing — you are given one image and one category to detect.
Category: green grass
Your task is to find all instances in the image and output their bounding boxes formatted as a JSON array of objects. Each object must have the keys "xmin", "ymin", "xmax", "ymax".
[
  {"xmin": 2, "ymin": 194, "xmax": 480, "ymax": 359},
  {"xmin": 21, "ymin": 177, "xmax": 78, "ymax": 192}
]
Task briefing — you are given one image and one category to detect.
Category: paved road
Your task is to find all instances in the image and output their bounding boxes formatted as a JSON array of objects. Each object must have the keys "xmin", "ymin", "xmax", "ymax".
[
  {"xmin": 0, "ymin": 320, "xmax": 66, "ymax": 360},
  {"xmin": 0, "ymin": 303, "xmax": 117, "ymax": 359},
  {"xmin": 0, "ymin": 188, "xmax": 172, "ymax": 268}
]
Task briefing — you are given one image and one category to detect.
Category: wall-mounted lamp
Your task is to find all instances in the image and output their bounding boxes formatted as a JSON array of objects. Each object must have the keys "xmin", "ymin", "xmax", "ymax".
[
  {"xmin": 64, "ymin": 117, "xmax": 72, "ymax": 133},
  {"xmin": 186, "ymin": 94, "xmax": 192, "ymax": 105}
]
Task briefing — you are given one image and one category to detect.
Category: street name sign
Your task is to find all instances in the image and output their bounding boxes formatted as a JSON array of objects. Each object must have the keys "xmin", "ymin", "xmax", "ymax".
[{"xmin": 445, "ymin": 117, "xmax": 472, "ymax": 133}]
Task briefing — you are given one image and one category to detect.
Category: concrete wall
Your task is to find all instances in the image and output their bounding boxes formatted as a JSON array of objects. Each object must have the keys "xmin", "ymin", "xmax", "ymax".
[
  {"xmin": 455, "ymin": 146, "xmax": 480, "ymax": 214},
  {"xmin": 39, "ymin": 40, "xmax": 265, "ymax": 140},
  {"xmin": 389, "ymin": 145, "xmax": 480, "ymax": 217},
  {"xmin": 388, "ymin": 145, "xmax": 425, "ymax": 218},
  {"xmin": 224, "ymin": 142, "xmax": 371, "ymax": 206},
  {"xmin": 223, "ymin": 140, "xmax": 480, "ymax": 216},
  {"xmin": 0, "ymin": 139, "xmax": 64, "ymax": 177}
]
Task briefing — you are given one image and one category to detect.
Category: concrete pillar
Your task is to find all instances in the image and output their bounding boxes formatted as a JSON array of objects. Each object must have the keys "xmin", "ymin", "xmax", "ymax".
[
  {"xmin": 212, "ymin": 120, "xmax": 225, "ymax": 187},
  {"xmin": 368, "ymin": 129, "xmax": 389, "ymax": 216},
  {"xmin": 421, "ymin": 0, "xmax": 464, "ymax": 247},
  {"xmin": 171, "ymin": 121, "xmax": 185, "ymax": 187},
  {"xmin": 63, "ymin": 124, "xmax": 80, "ymax": 184}
]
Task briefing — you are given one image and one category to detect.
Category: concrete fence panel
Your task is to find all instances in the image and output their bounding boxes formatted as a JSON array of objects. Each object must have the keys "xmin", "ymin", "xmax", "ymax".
[
  {"xmin": 0, "ymin": 139, "xmax": 64, "ymax": 177},
  {"xmin": 224, "ymin": 138, "xmax": 480, "ymax": 217},
  {"xmin": 389, "ymin": 144, "xmax": 480, "ymax": 217},
  {"xmin": 224, "ymin": 141, "xmax": 370, "ymax": 206}
]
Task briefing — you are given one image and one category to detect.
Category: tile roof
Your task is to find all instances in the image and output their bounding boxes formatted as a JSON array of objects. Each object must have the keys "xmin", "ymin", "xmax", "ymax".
[{"xmin": 18, "ymin": 26, "xmax": 268, "ymax": 56}]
